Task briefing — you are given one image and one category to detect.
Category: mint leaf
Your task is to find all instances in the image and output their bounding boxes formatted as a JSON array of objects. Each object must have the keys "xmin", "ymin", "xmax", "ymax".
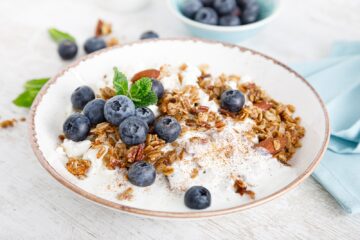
[
  {"xmin": 13, "ymin": 78, "xmax": 49, "ymax": 108},
  {"xmin": 13, "ymin": 90, "xmax": 39, "ymax": 108},
  {"xmin": 129, "ymin": 77, "xmax": 152, "ymax": 99},
  {"xmin": 133, "ymin": 91, "xmax": 158, "ymax": 107},
  {"xmin": 48, "ymin": 28, "xmax": 76, "ymax": 43},
  {"xmin": 113, "ymin": 67, "xmax": 129, "ymax": 96},
  {"xmin": 24, "ymin": 78, "xmax": 50, "ymax": 91},
  {"xmin": 112, "ymin": 68, "xmax": 158, "ymax": 107}
]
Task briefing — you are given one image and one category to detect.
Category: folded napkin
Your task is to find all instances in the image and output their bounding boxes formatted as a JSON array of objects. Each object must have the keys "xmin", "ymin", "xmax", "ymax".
[{"xmin": 292, "ymin": 42, "xmax": 360, "ymax": 214}]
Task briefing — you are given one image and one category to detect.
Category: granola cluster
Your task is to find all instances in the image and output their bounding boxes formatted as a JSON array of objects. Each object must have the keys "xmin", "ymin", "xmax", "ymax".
[
  {"xmin": 240, "ymin": 83, "xmax": 305, "ymax": 163},
  {"xmin": 61, "ymin": 63, "xmax": 305, "ymax": 201}
]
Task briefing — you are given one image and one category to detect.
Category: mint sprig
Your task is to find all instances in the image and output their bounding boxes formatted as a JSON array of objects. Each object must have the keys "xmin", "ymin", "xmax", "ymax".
[
  {"xmin": 113, "ymin": 67, "xmax": 157, "ymax": 107},
  {"xmin": 13, "ymin": 78, "xmax": 50, "ymax": 108},
  {"xmin": 48, "ymin": 28, "xmax": 76, "ymax": 43}
]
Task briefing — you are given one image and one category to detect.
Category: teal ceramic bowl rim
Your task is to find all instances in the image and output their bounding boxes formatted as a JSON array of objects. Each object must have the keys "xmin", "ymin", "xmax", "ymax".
[{"xmin": 167, "ymin": 0, "xmax": 282, "ymax": 32}]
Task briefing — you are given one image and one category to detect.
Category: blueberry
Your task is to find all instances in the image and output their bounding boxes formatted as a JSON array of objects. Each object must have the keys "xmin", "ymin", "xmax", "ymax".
[
  {"xmin": 83, "ymin": 99, "xmax": 106, "ymax": 126},
  {"xmin": 200, "ymin": 0, "xmax": 214, "ymax": 6},
  {"xmin": 119, "ymin": 116, "xmax": 148, "ymax": 145},
  {"xmin": 214, "ymin": 0, "xmax": 236, "ymax": 15},
  {"xmin": 58, "ymin": 40, "xmax": 78, "ymax": 60},
  {"xmin": 104, "ymin": 95, "xmax": 135, "ymax": 125},
  {"xmin": 63, "ymin": 113, "xmax": 91, "ymax": 142},
  {"xmin": 230, "ymin": 6, "xmax": 242, "ymax": 17},
  {"xmin": 219, "ymin": 15, "xmax": 241, "ymax": 26},
  {"xmin": 84, "ymin": 37, "xmax": 107, "ymax": 54},
  {"xmin": 135, "ymin": 107, "xmax": 155, "ymax": 125},
  {"xmin": 184, "ymin": 186, "xmax": 211, "ymax": 210},
  {"xmin": 154, "ymin": 116, "xmax": 181, "ymax": 143},
  {"xmin": 182, "ymin": 0, "xmax": 203, "ymax": 19},
  {"xmin": 220, "ymin": 89, "xmax": 245, "ymax": 112},
  {"xmin": 140, "ymin": 31, "xmax": 159, "ymax": 40},
  {"xmin": 194, "ymin": 7, "xmax": 218, "ymax": 25},
  {"xmin": 128, "ymin": 161, "xmax": 156, "ymax": 187},
  {"xmin": 241, "ymin": 6, "xmax": 259, "ymax": 24},
  {"xmin": 151, "ymin": 79, "xmax": 164, "ymax": 99},
  {"xmin": 236, "ymin": 0, "xmax": 257, "ymax": 8},
  {"xmin": 71, "ymin": 86, "xmax": 95, "ymax": 110}
]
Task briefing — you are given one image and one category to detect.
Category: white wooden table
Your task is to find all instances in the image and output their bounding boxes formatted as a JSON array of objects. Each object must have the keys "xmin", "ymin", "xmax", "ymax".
[{"xmin": 1, "ymin": 0, "xmax": 360, "ymax": 239}]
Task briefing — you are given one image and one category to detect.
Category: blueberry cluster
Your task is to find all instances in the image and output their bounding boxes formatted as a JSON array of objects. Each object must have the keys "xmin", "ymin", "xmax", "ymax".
[
  {"xmin": 181, "ymin": 0, "xmax": 260, "ymax": 26},
  {"xmin": 62, "ymin": 77, "xmax": 183, "ymax": 188}
]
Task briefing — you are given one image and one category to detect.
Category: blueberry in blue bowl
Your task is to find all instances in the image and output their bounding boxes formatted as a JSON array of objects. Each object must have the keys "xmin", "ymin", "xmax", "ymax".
[{"xmin": 167, "ymin": 0, "xmax": 280, "ymax": 42}]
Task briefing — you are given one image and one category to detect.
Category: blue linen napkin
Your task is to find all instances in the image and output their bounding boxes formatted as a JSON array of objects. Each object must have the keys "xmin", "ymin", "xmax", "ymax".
[{"xmin": 292, "ymin": 42, "xmax": 360, "ymax": 214}]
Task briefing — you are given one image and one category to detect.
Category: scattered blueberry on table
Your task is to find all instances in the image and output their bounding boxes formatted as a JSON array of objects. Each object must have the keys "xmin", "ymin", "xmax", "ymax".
[
  {"xmin": 119, "ymin": 116, "xmax": 149, "ymax": 145},
  {"xmin": 181, "ymin": 0, "xmax": 260, "ymax": 26},
  {"xmin": 63, "ymin": 113, "xmax": 91, "ymax": 142},
  {"xmin": 58, "ymin": 40, "xmax": 78, "ymax": 60},
  {"xmin": 184, "ymin": 186, "xmax": 211, "ymax": 209},
  {"xmin": 71, "ymin": 86, "xmax": 95, "ymax": 110},
  {"xmin": 220, "ymin": 89, "xmax": 245, "ymax": 112},
  {"xmin": 140, "ymin": 31, "xmax": 159, "ymax": 40},
  {"xmin": 128, "ymin": 161, "xmax": 156, "ymax": 187},
  {"xmin": 84, "ymin": 37, "xmax": 107, "ymax": 54},
  {"xmin": 154, "ymin": 116, "xmax": 181, "ymax": 143}
]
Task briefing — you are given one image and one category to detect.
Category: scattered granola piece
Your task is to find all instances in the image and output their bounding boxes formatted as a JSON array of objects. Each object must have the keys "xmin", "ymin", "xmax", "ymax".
[
  {"xmin": 234, "ymin": 179, "xmax": 255, "ymax": 200},
  {"xmin": 95, "ymin": 19, "xmax": 112, "ymax": 37},
  {"xmin": 117, "ymin": 187, "xmax": 134, "ymax": 201},
  {"xmin": 190, "ymin": 168, "xmax": 199, "ymax": 179},
  {"xmin": 0, "ymin": 119, "xmax": 16, "ymax": 128},
  {"xmin": 106, "ymin": 37, "xmax": 120, "ymax": 47},
  {"xmin": 255, "ymin": 137, "xmax": 287, "ymax": 154}
]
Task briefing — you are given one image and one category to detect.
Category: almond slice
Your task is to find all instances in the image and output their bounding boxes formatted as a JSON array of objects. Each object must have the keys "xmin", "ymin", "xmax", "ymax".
[
  {"xmin": 255, "ymin": 137, "xmax": 287, "ymax": 154},
  {"xmin": 254, "ymin": 101, "xmax": 273, "ymax": 111},
  {"xmin": 131, "ymin": 69, "xmax": 160, "ymax": 82}
]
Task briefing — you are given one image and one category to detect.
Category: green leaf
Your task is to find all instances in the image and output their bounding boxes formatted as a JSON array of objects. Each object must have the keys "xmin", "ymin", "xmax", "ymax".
[
  {"xmin": 129, "ymin": 77, "xmax": 152, "ymax": 99},
  {"xmin": 133, "ymin": 91, "xmax": 158, "ymax": 107},
  {"xmin": 113, "ymin": 67, "xmax": 129, "ymax": 96},
  {"xmin": 48, "ymin": 28, "xmax": 76, "ymax": 43},
  {"xmin": 24, "ymin": 78, "xmax": 50, "ymax": 91},
  {"xmin": 12, "ymin": 90, "xmax": 39, "ymax": 108}
]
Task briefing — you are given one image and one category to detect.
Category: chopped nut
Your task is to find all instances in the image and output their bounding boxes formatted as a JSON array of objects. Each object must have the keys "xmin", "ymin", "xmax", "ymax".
[
  {"xmin": 190, "ymin": 168, "xmax": 199, "ymax": 179},
  {"xmin": 117, "ymin": 187, "xmax": 133, "ymax": 201},
  {"xmin": 131, "ymin": 69, "xmax": 160, "ymax": 82},
  {"xmin": 95, "ymin": 19, "xmax": 112, "ymax": 37},
  {"xmin": 106, "ymin": 37, "xmax": 120, "ymax": 47},
  {"xmin": 255, "ymin": 137, "xmax": 287, "ymax": 154},
  {"xmin": 66, "ymin": 158, "xmax": 91, "ymax": 178},
  {"xmin": 234, "ymin": 179, "xmax": 255, "ymax": 200}
]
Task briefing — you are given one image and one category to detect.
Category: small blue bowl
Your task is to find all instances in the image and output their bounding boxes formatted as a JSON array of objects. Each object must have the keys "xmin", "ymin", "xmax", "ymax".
[{"xmin": 167, "ymin": 0, "xmax": 281, "ymax": 43}]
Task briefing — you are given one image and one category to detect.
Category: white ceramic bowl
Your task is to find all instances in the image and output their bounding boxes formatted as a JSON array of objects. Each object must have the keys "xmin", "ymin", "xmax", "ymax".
[{"xmin": 29, "ymin": 39, "xmax": 329, "ymax": 219}]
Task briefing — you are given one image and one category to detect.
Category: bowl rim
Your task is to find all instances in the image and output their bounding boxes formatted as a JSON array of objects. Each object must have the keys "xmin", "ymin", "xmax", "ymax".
[
  {"xmin": 166, "ymin": 0, "xmax": 282, "ymax": 32},
  {"xmin": 29, "ymin": 38, "xmax": 330, "ymax": 219}
]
